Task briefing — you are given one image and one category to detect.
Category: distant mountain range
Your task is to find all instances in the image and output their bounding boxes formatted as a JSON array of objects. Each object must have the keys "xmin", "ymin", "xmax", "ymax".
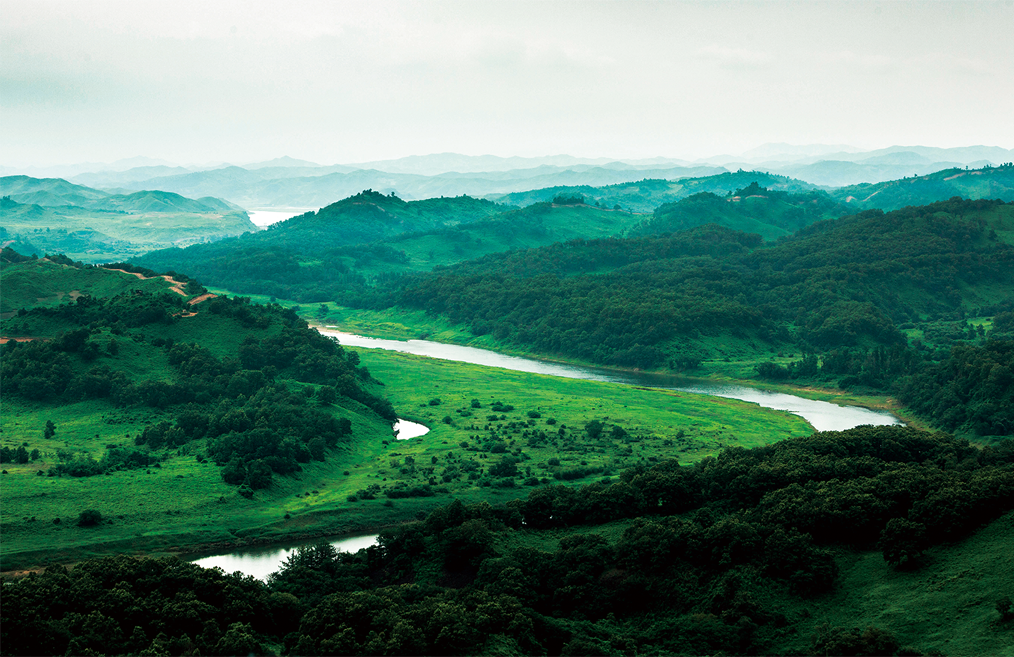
[
  {"xmin": 0, "ymin": 176, "xmax": 254, "ymax": 261},
  {"xmin": 3, "ymin": 145, "xmax": 1011, "ymax": 209}
]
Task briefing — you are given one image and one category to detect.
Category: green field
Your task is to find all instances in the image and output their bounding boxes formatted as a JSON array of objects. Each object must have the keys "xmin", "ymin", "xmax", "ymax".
[{"xmin": 1, "ymin": 337, "xmax": 812, "ymax": 571}]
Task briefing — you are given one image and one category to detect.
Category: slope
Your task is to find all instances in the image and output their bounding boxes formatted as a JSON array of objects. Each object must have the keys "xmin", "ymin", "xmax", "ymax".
[
  {"xmin": 490, "ymin": 170, "xmax": 820, "ymax": 212},
  {"xmin": 134, "ymin": 193, "xmax": 646, "ymax": 303},
  {"xmin": 831, "ymin": 163, "xmax": 1014, "ymax": 212},
  {"xmin": 0, "ymin": 252, "xmax": 398, "ymax": 567},
  {"xmin": 631, "ymin": 182, "xmax": 850, "ymax": 241}
]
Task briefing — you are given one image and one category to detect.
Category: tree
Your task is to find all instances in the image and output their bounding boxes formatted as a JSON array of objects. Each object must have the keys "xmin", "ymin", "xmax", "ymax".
[
  {"xmin": 585, "ymin": 420, "xmax": 604, "ymax": 439},
  {"xmin": 877, "ymin": 517, "xmax": 928, "ymax": 567},
  {"xmin": 246, "ymin": 459, "xmax": 273, "ymax": 489},
  {"xmin": 44, "ymin": 420, "xmax": 56, "ymax": 439},
  {"xmin": 316, "ymin": 386, "xmax": 337, "ymax": 405},
  {"xmin": 77, "ymin": 509, "xmax": 103, "ymax": 526}
]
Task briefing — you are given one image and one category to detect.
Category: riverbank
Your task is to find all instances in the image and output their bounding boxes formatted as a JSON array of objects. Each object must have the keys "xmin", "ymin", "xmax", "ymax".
[{"xmin": 307, "ymin": 306, "xmax": 918, "ymax": 427}]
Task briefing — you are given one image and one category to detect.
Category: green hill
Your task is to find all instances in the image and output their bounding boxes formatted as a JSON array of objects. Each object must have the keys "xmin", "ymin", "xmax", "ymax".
[
  {"xmin": 831, "ymin": 163, "xmax": 1014, "ymax": 212},
  {"xmin": 0, "ymin": 251, "xmax": 178, "ymax": 316},
  {"xmin": 631, "ymin": 182, "xmax": 850, "ymax": 241},
  {"xmin": 134, "ymin": 193, "xmax": 646, "ymax": 302},
  {"xmin": 0, "ymin": 180, "xmax": 256, "ymax": 262},
  {"xmin": 490, "ymin": 170, "xmax": 820, "ymax": 212},
  {"xmin": 0, "ymin": 252, "xmax": 399, "ymax": 566},
  {"xmin": 356, "ymin": 199, "xmax": 1014, "ymax": 419}
]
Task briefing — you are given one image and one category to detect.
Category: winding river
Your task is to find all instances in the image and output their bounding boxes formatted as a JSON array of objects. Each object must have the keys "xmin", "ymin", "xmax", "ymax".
[
  {"xmin": 193, "ymin": 329, "xmax": 901, "ymax": 578},
  {"xmin": 321, "ymin": 329, "xmax": 902, "ymax": 432}
]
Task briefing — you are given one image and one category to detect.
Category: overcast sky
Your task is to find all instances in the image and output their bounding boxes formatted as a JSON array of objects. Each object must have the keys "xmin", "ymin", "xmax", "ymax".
[{"xmin": 2, "ymin": 0, "xmax": 1012, "ymax": 167}]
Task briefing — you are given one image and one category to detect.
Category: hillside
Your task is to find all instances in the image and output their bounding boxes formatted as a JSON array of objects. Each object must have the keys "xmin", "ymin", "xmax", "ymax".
[
  {"xmin": 134, "ymin": 192, "xmax": 646, "ymax": 302},
  {"xmin": 346, "ymin": 199, "xmax": 1014, "ymax": 426},
  {"xmin": 830, "ymin": 163, "xmax": 1014, "ymax": 212},
  {"xmin": 631, "ymin": 182, "xmax": 850, "ymax": 241},
  {"xmin": 490, "ymin": 170, "xmax": 820, "ymax": 213},
  {"xmin": 0, "ymin": 176, "xmax": 255, "ymax": 262},
  {"xmin": 5, "ymin": 426, "xmax": 1013, "ymax": 656},
  {"xmin": 0, "ymin": 252, "xmax": 399, "ymax": 567}
]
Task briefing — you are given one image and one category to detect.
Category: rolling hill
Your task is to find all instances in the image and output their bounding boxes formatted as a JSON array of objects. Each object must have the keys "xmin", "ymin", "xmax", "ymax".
[
  {"xmin": 0, "ymin": 176, "xmax": 255, "ymax": 262},
  {"xmin": 830, "ymin": 163, "xmax": 1014, "ymax": 212}
]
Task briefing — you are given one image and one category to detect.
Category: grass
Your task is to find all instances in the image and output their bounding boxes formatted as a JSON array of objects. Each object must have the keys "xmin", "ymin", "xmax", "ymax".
[
  {"xmin": 780, "ymin": 510, "xmax": 1014, "ymax": 656},
  {"xmin": 1, "ymin": 341, "xmax": 812, "ymax": 572},
  {"xmin": 485, "ymin": 510, "xmax": 1014, "ymax": 656},
  {"xmin": 0, "ymin": 259, "xmax": 178, "ymax": 316}
]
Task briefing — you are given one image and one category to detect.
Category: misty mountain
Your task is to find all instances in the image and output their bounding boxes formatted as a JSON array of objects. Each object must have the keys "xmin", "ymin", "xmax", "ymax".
[
  {"xmin": 830, "ymin": 164, "xmax": 1014, "ymax": 212},
  {"xmin": 489, "ymin": 170, "xmax": 819, "ymax": 213},
  {"xmin": 112, "ymin": 164, "xmax": 728, "ymax": 208},
  {"xmin": 0, "ymin": 176, "xmax": 241, "ymax": 214}
]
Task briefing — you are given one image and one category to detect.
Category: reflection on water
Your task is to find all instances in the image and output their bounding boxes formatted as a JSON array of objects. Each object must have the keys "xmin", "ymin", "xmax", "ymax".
[
  {"xmin": 321, "ymin": 329, "xmax": 901, "ymax": 432},
  {"xmin": 394, "ymin": 418, "xmax": 429, "ymax": 440},
  {"xmin": 190, "ymin": 534, "xmax": 379, "ymax": 581}
]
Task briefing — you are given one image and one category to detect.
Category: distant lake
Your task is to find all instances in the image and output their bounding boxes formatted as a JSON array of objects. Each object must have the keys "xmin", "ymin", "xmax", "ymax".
[
  {"xmin": 247, "ymin": 209, "xmax": 313, "ymax": 227},
  {"xmin": 321, "ymin": 330, "xmax": 902, "ymax": 432}
]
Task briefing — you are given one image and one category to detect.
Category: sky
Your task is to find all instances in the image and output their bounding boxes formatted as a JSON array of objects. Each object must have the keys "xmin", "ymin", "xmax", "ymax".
[{"xmin": 2, "ymin": 0, "xmax": 1013, "ymax": 167}]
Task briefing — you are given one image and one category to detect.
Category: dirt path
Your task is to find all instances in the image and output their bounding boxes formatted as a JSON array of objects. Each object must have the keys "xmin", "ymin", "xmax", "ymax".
[
  {"xmin": 106, "ymin": 269, "xmax": 188, "ymax": 296},
  {"xmin": 0, "ymin": 336, "xmax": 49, "ymax": 344}
]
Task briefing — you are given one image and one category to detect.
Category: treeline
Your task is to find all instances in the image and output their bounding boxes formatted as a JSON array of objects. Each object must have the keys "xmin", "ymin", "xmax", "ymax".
[
  {"xmin": 1, "ymin": 285, "xmax": 395, "ymax": 489},
  {"xmin": 898, "ymin": 338, "xmax": 1014, "ymax": 437},
  {"xmin": 632, "ymin": 183, "xmax": 850, "ymax": 239},
  {"xmin": 5, "ymin": 426, "xmax": 1013, "ymax": 655},
  {"xmin": 380, "ymin": 199, "xmax": 1012, "ymax": 370}
]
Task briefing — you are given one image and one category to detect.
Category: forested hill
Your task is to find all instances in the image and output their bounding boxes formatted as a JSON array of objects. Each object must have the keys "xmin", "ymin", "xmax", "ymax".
[
  {"xmin": 489, "ymin": 170, "xmax": 820, "ymax": 212},
  {"xmin": 269, "ymin": 190, "xmax": 503, "ymax": 245},
  {"xmin": 631, "ymin": 182, "xmax": 851, "ymax": 241},
  {"xmin": 1, "ymin": 251, "xmax": 398, "ymax": 564},
  {"xmin": 359, "ymin": 199, "xmax": 1014, "ymax": 402},
  {"xmin": 830, "ymin": 163, "xmax": 1014, "ymax": 212},
  {"xmin": 134, "ymin": 193, "xmax": 646, "ymax": 302},
  {"xmin": 5, "ymin": 425, "xmax": 1014, "ymax": 655}
]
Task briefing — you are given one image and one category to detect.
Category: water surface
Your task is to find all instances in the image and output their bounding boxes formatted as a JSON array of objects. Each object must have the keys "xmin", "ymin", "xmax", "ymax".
[
  {"xmin": 322, "ymin": 329, "xmax": 901, "ymax": 432},
  {"xmin": 190, "ymin": 534, "xmax": 379, "ymax": 581}
]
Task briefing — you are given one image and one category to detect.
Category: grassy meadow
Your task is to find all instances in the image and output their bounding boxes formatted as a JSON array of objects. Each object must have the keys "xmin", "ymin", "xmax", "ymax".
[{"xmin": 1, "ymin": 333, "xmax": 812, "ymax": 571}]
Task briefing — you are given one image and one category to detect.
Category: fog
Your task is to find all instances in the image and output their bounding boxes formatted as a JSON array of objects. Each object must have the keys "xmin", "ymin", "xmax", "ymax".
[{"xmin": 2, "ymin": 0, "xmax": 1012, "ymax": 167}]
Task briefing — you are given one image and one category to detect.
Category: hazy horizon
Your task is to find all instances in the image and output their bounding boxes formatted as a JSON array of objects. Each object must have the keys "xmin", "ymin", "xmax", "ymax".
[{"xmin": 3, "ymin": 1, "xmax": 1013, "ymax": 167}]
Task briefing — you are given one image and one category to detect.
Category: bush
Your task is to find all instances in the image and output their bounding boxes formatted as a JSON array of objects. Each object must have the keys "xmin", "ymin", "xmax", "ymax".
[
  {"xmin": 429, "ymin": 398, "xmax": 441, "ymax": 406},
  {"xmin": 77, "ymin": 509, "xmax": 103, "ymax": 527}
]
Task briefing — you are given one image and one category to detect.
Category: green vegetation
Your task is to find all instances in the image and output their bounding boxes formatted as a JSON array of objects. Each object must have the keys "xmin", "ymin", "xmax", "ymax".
[
  {"xmin": 1, "ymin": 251, "xmax": 817, "ymax": 572},
  {"xmin": 5, "ymin": 426, "xmax": 1013, "ymax": 656},
  {"xmin": 0, "ymin": 176, "xmax": 255, "ymax": 262},
  {"xmin": 830, "ymin": 163, "xmax": 1014, "ymax": 212},
  {"xmin": 0, "ymin": 252, "xmax": 175, "ymax": 315},
  {"xmin": 490, "ymin": 170, "xmax": 820, "ymax": 212},
  {"xmin": 0, "ymin": 254, "xmax": 400, "ymax": 568},
  {"xmin": 632, "ymin": 182, "xmax": 850, "ymax": 241},
  {"xmin": 135, "ymin": 191, "xmax": 647, "ymax": 302}
]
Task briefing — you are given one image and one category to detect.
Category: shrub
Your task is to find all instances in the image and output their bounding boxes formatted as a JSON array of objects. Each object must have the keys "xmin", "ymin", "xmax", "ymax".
[{"xmin": 77, "ymin": 509, "xmax": 103, "ymax": 527}]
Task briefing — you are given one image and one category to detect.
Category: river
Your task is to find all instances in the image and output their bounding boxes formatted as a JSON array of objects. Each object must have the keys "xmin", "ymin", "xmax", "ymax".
[
  {"xmin": 191, "ymin": 533, "xmax": 379, "ymax": 581},
  {"xmin": 320, "ymin": 329, "xmax": 902, "ymax": 432},
  {"xmin": 194, "ymin": 329, "xmax": 900, "ymax": 578}
]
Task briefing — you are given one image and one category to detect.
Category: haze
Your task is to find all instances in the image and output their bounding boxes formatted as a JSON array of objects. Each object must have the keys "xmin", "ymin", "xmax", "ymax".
[{"xmin": 2, "ymin": 0, "xmax": 1012, "ymax": 167}]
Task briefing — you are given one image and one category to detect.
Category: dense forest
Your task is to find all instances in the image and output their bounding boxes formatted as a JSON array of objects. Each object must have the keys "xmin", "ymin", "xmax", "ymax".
[
  {"xmin": 380, "ymin": 197, "xmax": 1012, "ymax": 363},
  {"xmin": 631, "ymin": 183, "xmax": 851, "ymax": 241},
  {"xmin": 4, "ymin": 426, "xmax": 1013, "ymax": 655}
]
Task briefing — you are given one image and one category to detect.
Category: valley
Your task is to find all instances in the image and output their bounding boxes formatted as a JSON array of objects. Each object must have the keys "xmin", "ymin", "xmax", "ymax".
[{"xmin": 3, "ymin": 159, "xmax": 1013, "ymax": 657}]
